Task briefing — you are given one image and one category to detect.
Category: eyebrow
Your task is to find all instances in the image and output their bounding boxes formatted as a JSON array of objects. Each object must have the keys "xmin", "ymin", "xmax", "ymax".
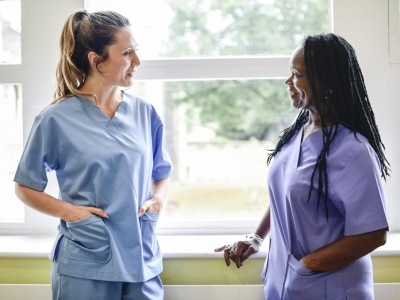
[{"xmin": 123, "ymin": 43, "xmax": 138, "ymax": 50}]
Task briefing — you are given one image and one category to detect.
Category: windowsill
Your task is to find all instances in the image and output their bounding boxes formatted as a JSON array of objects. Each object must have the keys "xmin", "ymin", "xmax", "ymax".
[{"xmin": 0, "ymin": 233, "xmax": 399, "ymax": 259}]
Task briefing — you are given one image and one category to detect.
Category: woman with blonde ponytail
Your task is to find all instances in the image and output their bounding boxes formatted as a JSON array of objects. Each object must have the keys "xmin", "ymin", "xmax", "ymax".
[{"xmin": 14, "ymin": 10, "xmax": 173, "ymax": 300}]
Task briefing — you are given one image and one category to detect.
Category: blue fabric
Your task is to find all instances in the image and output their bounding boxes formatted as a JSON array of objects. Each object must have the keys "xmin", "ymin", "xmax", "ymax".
[
  {"xmin": 51, "ymin": 255, "xmax": 164, "ymax": 300},
  {"xmin": 262, "ymin": 125, "xmax": 388, "ymax": 299},
  {"xmin": 14, "ymin": 92, "xmax": 173, "ymax": 282}
]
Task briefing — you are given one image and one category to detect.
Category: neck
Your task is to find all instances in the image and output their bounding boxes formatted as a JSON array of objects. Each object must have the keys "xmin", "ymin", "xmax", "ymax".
[
  {"xmin": 307, "ymin": 106, "xmax": 333, "ymax": 128},
  {"xmin": 79, "ymin": 74, "xmax": 120, "ymax": 108}
]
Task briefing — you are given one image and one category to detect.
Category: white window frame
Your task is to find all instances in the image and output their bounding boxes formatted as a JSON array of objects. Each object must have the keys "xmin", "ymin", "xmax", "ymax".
[{"xmin": 0, "ymin": 0, "xmax": 398, "ymax": 235}]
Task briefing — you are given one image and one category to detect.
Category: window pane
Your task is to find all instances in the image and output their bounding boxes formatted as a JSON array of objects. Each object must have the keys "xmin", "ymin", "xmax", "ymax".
[
  {"xmin": 0, "ymin": 84, "xmax": 23, "ymax": 221},
  {"xmin": 126, "ymin": 79, "xmax": 297, "ymax": 219},
  {"xmin": 0, "ymin": 0, "xmax": 21, "ymax": 64},
  {"xmin": 87, "ymin": 0, "xmax": 329, "ymax": 58}
]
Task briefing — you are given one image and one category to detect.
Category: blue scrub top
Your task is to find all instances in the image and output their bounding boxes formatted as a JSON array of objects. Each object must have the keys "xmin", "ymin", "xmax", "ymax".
[
  {"xmin": 14, "ymin": 92, "xmax": 174, "ymax": 282},
  {"xmin": 263, "ymin": 124, "xmax": 388, "ymax": 300}
]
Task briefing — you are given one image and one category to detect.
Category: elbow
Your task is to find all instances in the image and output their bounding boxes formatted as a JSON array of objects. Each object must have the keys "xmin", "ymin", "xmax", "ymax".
[
  {"xmin": 14, "ymin": 183, "xmax": 22, "ymax": 198},
  {"xmin": 15, "ymin": 183, "xmax": 29, "ymax": 202},
  {"xmin": 374, "ymin": 228, "xmax": 387, "ymax": 248},
  {"xmin": 379, "ymin": 229, "xmax": 387, "ymax": 247}
]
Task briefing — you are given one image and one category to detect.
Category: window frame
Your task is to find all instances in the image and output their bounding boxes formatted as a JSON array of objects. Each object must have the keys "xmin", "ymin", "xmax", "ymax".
[{"xmin": 0, "ymin": 0, "xmax": 398, "ymax": 235}]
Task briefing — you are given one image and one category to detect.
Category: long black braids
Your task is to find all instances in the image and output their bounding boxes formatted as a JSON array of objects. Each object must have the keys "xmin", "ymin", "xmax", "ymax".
[{"xmin": 267, "ymin": 33, "xmax": 390, "ymax": 219}]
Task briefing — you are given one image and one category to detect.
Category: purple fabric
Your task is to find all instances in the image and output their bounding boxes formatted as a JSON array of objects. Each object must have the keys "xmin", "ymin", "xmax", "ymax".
[{"xmin": 262, "ymin": 125, "xmax": 388, "ymax": 299}]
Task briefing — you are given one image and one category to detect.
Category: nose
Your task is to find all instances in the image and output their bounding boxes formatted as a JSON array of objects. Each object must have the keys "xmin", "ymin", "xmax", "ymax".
[
  {"xmin": 284, "ymin": 74, "xmax": 293, "ymax": 86},
  {"xmin": 132, "ymin": 51, "xmax": 141, "ymax": 67}
]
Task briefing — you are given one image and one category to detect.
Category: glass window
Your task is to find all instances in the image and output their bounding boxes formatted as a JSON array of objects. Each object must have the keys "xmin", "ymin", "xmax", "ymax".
[
  {"xmin": 87, "ymin": 0, "xmax": 329, "ymax": 58},
  {"xmin": 0, "ymin": 84, "xmax": 23, "ymax": 222},
  {"xmin": 0, "ymin": 0, "xmax": 21, "ymax": 64},
  {"xmin": 127, "ymin": 79, "xmax": 298, "ymax": 219}
]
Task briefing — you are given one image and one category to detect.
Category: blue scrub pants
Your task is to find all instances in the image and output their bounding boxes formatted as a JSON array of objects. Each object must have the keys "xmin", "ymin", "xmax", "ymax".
[{"xmin": 51, "ymin": 259, "xmax": 164, "ymax": 300}]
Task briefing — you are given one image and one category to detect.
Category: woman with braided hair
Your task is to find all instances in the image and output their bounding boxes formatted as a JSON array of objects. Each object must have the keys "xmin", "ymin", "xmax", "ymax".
[
  {"xmin": 14, "ymin": 10, "xmax": 173, "ymax": 300},
  {"xmin": 215, "ymin": 33, "xmax": 390, "ymax": 299}
]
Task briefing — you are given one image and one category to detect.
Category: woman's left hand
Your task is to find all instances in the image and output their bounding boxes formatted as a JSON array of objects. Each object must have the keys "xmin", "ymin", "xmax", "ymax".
[
  {"xmin": 138, "ymin": 197, "xmax": 163, "ymax": 216},
  {"xmin": 138, "ymin": 179, "xmax": 170, "ymax": 217}
]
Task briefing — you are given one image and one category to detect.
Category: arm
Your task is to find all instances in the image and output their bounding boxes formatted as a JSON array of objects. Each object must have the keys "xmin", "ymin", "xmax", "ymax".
[
  {"xmin": 300, "ymin": 228, "xmax": 387, "ymax": 272},
  {"xmin": 15, "ymin": 183, "xmax": 108, "ymax": 222},
  {"xmin": 138, "ymin": 178, "xmax": 170, "ymax": 216},
  {"xmin": 215, "ymin": 206, "xmax": 271, "ymax": 268}
]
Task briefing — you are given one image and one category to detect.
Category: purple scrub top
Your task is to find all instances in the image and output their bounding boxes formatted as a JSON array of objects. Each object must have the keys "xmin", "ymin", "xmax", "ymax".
[{"xmin": 262, "ymin": 124, "xmax": 388, "ymax": 300}]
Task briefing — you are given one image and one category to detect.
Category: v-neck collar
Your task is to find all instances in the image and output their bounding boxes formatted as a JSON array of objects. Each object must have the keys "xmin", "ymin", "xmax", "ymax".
[
  {"xmin": 289, "ymin": 127, "xmax": 324, "ymax": 169},
  {"xmin": 290, "ymin": 125, "xmax": 343, "ymax": 169},
  {"xmin": 78, "ymin": 91, "xmax": 130, "ymax": 135}
]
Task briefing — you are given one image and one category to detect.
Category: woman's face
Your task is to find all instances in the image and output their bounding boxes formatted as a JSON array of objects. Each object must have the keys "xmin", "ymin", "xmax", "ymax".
[
  {"xmin": 97, "ymin": 27, "xmax": 141, "ymax": 88},
  {"xmin": 284, "ymin": 45, "xmax": 316, "ymax": 111}
]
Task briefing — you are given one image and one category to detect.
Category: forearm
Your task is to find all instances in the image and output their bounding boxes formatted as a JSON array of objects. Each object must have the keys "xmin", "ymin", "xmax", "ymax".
[
  {"xmin": 254, "ymin": 206, "xmax": 271, "ymax": 239},
  {"xmin": 151, "ymin": 178, "xmax": 170, "ymax": 204},
  {"xmin": 300, "ymin": 228, "xmax": 387, "ymax": 272},
  {"xmin": 15, "ymin": 183, "xmax": 71, "ymax": 219}
]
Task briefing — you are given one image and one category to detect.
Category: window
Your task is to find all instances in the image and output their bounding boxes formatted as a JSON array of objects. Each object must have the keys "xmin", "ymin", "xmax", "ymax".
[
  {"xmin": 0, "ymin": 0, "xmax": 23, "ymax": 224},
  {"xmin": 0, "ymin": 0, "xmax": 398, "ymax": 234},
  {"xmin": 128, "ymin": 79, "xmax": 297, "ymax": 220},
  {"xmin": 0, "ymin": 0, "xmax": 21, "ymax": 64},
  {"xmin": 0, "ymin": 84, "xmax": 23, "ymax": 221},
  {"xmin": 88, "ymin": 0, "xmax": 329, "ymax": 227}
]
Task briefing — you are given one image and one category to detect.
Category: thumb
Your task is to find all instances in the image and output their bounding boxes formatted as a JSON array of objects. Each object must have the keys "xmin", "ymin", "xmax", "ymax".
[
  {"xmin": 241, "ymin": 246, "xmax": 255, "ymax": 262},
  {"xmin": 138, "ymin": 202, "xmax": 150, "ymax": 217},
  {"xmin": 89, "ymin": 207, "xmax": 109, "ymax": 219}
]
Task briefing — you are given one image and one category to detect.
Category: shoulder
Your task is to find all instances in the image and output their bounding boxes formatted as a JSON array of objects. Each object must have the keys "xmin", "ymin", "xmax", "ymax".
[
  {"xmin": 124, "ymin": 91, "xmax": 161, "ymax": 120},
  {"xmin": 332, "ymin": 125, "xmax": 371, "ymax": 154},
  {"xmin": 33, "ymin": 97, "xmax": 81, "ymax": 130},
  {"xmin": 124, "ymin": 91, "xmax": 153, "ymax": 110},
  {"xmin": 37, "ymin": 96, "xmax": 79, "ymax": 118},
  {"xmin": 329, "ymin": 125, "xmax": 379, "ymax": 170}
]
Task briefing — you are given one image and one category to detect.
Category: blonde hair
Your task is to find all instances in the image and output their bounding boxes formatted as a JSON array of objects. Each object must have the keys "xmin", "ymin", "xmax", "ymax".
[{"xmin": 52, "ymin": 10, "xmax": 130, "ymax": 104}]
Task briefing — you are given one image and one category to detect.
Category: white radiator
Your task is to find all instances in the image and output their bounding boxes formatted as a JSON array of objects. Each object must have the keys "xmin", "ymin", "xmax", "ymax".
[{"xmin": 0, "ymin": 284, "xmax": 399, "ymax": 300}]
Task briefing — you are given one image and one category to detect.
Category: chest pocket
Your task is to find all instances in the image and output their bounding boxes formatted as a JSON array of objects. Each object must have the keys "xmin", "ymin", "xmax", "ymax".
[
  {"xmin": 141, "ymin": 212, "xmax": 160, "ymax": 262},
  {"xmin": 65, "ymin": 214, "xmax": 111, "ymax": 264}
]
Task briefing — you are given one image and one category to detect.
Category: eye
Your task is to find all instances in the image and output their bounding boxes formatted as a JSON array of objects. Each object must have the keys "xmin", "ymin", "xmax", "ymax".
[
  {"xmin": 293, "ymin": 72, "xmax": 302, "ymax": 78},
  {"xmin": 124, "ymin": 50, "xmax": 132, "ymax": 56}
]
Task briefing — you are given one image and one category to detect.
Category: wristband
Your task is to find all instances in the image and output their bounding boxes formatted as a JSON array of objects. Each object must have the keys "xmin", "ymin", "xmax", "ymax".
[{"xmin": 246, "ymin": 233, "xmax": 264, "ymax": 245}]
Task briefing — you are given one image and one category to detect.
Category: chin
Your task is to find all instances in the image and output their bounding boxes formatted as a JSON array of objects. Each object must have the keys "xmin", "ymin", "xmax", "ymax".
[{"xmin": 290, "ymin": 101, "xmax": 301, "ymax": 110}]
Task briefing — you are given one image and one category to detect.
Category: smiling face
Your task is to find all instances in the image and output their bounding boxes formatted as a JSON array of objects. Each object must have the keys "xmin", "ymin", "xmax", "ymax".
[
  {"xmin": 97, "ymin": 27, "xmax": 140, "ymax": 88},
  {"xmin": 284, "ymin": 45, "xmax": 318, "ymax": 112}
]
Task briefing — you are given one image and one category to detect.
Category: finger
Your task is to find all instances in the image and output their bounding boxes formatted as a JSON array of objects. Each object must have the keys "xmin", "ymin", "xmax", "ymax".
[
  {"xmin": 240, "ymin": 246, "xmax": 256, "ymax": 262},
  {"xmin": 214, "ymin": 245, "xmax": 227, "ymax": 252},
  {"xmin": 138, "ymin": 202, "xmax": 149, "ymax": 217},
  {"xmin": 89, "ymin": 207, "xmax": 109, "ymax": 218},
  {"xmin": 235, "ymin": 243, "xmax": 245, "ymax": 268},
  {"xmin": 224, "ymin": 247, "xmax": 230, "ymax": 266}
]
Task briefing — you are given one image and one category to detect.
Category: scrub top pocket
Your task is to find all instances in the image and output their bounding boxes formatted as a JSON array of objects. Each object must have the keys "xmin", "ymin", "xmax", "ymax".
[
  {"xmin": 282, "ymin": 254, "xmax": 325, "ymax": 300},
  {"xmin": 141, "ymin": 212, "xmax": 160, "ymax": 262},
  {"xmin": 65, "ymin": 214, "xmax": 111, "ymax": 264}
]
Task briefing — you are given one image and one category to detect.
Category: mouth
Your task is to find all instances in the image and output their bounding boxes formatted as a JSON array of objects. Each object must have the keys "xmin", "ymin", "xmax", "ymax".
[
  {"xmin": 127, "ymin": 68, "xmax": 137, "ymax": 77},
  {"xmin": 288, "ymin": 90, "xmax": 299, "ymax": 97}
]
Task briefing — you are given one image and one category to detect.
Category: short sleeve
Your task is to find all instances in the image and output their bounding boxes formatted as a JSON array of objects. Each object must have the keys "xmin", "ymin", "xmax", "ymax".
[
  {"xmin": 151, "ymin": 108, "xmax": 174, "ymax": 182},
  {"xmin": 331, "ymin": 145, "xmax": 388, "ymax": 236},
  {"xmin": 14, "ymin": 116, "xmax": 58, "ymax": 191}
]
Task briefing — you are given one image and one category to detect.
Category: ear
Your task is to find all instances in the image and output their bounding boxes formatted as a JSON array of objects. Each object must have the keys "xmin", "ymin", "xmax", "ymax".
[{"xmin": 87, "ymin": 51, "xmax": 100, "ymax": 72}]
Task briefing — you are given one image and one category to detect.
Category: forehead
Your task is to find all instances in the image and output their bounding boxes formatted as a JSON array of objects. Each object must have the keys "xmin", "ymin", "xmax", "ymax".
[
  {"xmin": 111, "ymin": 27, "xmax": 138, "ymax": 49},
  {"xmin": 289, "ymin": 45, "xmax": 306, "ymax": 71}
]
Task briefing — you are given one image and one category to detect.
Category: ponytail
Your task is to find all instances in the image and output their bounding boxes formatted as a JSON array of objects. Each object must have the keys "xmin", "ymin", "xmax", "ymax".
[{"xmin": 52, "ymin": 10, "xmax": 131, "ymax": 104}]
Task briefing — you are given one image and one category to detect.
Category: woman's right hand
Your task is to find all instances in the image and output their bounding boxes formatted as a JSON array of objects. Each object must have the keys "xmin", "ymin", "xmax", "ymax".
[
  {"xmin": 214, "ymin": 238, "xmax": 261, "ymax": 269},
  {"xmin": 62, "ymin": 203, "xmax": 109, "ymax": 222}
]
